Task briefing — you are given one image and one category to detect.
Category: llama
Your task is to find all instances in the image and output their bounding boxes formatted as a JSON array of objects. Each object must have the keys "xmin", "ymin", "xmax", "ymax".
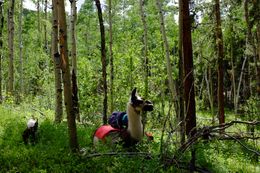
[
  {"xmin": 93, "ymin": 88, "xmax": 153, "ymax": 147},
  {"xmin": 22, "ymin": 118, "xmax": 38, "ymax": 144}
]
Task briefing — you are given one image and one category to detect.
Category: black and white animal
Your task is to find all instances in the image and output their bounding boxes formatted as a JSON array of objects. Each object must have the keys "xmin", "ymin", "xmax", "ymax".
[
  {"xmin": 93, "ymin": 88, "xmax": 154, "ymax": 147},
  {"xmin": 22, "ymin": 118, "xmax": 38, "ymax": 145}
]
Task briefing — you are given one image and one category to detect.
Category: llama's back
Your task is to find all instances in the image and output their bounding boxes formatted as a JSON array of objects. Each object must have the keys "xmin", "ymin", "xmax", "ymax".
[
  {"xmin": 93, "ymin": 125, "xmax": 139, "ymax": 147},
  {"xmin": 93, "ymin": 125, "xmax": 122, "ymax": 145}
]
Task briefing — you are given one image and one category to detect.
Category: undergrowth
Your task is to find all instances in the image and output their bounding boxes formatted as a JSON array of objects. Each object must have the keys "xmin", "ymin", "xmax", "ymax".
[{"xmin": 0, "ymin": 104, "xmax": 259, "ymax": 173}]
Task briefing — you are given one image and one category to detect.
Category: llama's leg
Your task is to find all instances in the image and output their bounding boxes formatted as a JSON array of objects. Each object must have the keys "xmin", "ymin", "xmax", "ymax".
[
  {"xmin": 31, "ymin": 131, "xmax": 36, "ymax": 144},
  {"xmin": 22, "ymin": 129, "xmax": 29, "ymax": 144}
]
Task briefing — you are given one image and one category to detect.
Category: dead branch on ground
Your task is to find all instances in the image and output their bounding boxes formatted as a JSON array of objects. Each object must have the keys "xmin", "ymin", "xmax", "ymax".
[{"xmin": 176, "ymin": 120, "xmax": 260, "ymax": 157}]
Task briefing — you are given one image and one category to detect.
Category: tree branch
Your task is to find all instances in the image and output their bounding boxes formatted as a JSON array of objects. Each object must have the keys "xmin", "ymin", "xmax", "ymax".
[
  {"xmin": 176, "ymin": 120, "xmax": 260, "ymax": 155},
  {"xmin": 223, "ymin": 132, "xmax": 260, "ymax": 156}
]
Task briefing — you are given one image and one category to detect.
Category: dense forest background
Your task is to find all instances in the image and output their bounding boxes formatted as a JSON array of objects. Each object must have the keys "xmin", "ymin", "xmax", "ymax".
[{"xmin": 0, "ymin": 0, "xmax": 259, "ymax": 172}]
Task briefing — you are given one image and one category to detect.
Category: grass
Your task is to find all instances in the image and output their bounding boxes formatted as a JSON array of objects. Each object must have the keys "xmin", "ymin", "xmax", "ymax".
[{"xmin": 0, "ymin": 104, "xmax": 259, "ymax": 173}]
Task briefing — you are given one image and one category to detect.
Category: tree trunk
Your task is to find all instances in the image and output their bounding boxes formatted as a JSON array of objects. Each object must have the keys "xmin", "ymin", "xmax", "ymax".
[
  {"xmin": 182, "ymin": 0, "xmax": 196, "ymax": 171},
  {"xmin": 156, "ymin": 0, "xmax": 178, "ymax": 116},
  {"xmin": 182, "ymin": 0, "xmax": 196, "ymax": 138},
  {"xmin": 178, "ymin": 0, "xmax": 185, "ymax": 145},
  {"xmin": 0, "ymin": 1, "xmax": 3, "ymax": 103},
  {"xmin": 37, "ymin": 0, "xmax": 41, "ymax": 32},
  {"xmin": 108, "ymin": 0, "xmax": 114, "ymax": 113},
  {"xmin": 70, "ymin": 0, "xmax": 80, "ymax": 122},
  {"xmin": 245, "ymin": 0, "xmax": 260, "ymax": 96},
  {"xmin": 230, "ymin": 7, "xmax": 248, "ymax": 113},
  {"xmin": 231, "ymin": 50, "xmax": 237, "ymax": 111},
  {"xmin": 72, "ymin": 69, "xmax": 79, "ymax": 122},
  {"xmin": 214, "ymin": 0, "xmax": 225, "ymax": 126},
  {"xmin": 44, "ymin": 0, "xmax": 48, "ymax": 52},
  {"xmin": 139, "ymin": 0, "xmax": 149, "ymax": 99},
  {"xmin": 205, "ymin": 67, "xmax": 214, "ymax": 123},
  {"xmin": 36, "ymin": 0, "xmax": 42, "ymax": 46},
  {"xmin": 235, "ymin": 54, "xmax": 247, "ymax": 113},
  {"xmin": 52, "ymin": 0, "xmax": 63, "ymax": 123},
  {"xmin": 95, "ymin": 0, "xmax": 108, "ymax": 125},
  {"xmin": 257, "ymin": 23, "xmax": 260, "ymax": 95},
  {"xmin": 7, "ymin": 0, "xmax": 15, "ymax": 95},
  {"xmin": 70, "ymin": 0, "xmax": 77, "ymax": 74},
  {"xmin": 58, "ymin": 0, "xmax": 79, "ymax": 152},
  {"xmin": 19, "ymin": 0, "xmax": 24, "ymax": 96},
  {"xmin": 229, "ymin": 22, "xmax": 237, "ymax": 112},
  {"xmin": 244, "ymin": 0, "xmax": 253, "ymax": 99},
  {"xmin": 139, "ymin": 0, "xmax": 149, "ymax": 130},
  {"xmin": 234, "ymin": 0, "xmax": 252, "ymax": 113}
]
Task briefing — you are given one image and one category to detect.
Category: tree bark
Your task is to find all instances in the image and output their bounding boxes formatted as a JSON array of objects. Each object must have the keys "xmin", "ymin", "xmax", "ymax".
[
  {"xmin": 182, "ymin": 0, "xmax": 196, "ymax": 171},
  {"xmin": 72, "ymin": 69, "xmax": 79, "ymax": 122},
  {"xmin": 52, "ymin": 0, "xmax": 63, "ymax": 123},
  {"xmin": 36, "ymin": 0, "xmax": 42, "ymax": 46},
  {"xmin": 139, "ymin": 0, "xmax": 149, "ymax": 99},
  {"xmin": 178, "ymin": 0, "xmax": 185, "ymax": 145},
  {"xmin": 214, "ymin": 0, "xmax": 225, "ymax": 126},
  {"xmin": 70, "ymin": 0, "xmax": 80, "ymax": 122},
  {"xmin": 0, "ymin": 1, "xmax": 3, "ymax": 103},
  {"xmin": 19, "ymin": 0, "xmax": 24, "ymax": 96},
  {"xmin": 37, "ymin": 0, "xmax": 41, "ymax": 32},
  {"xmin": 70, "ymin": 0, "xmax": 77, "ymax": 74},
  {"xmin": 139, "ymin": 0, "xmax": 149, "ymax": 131},
  {"xmin": 44, "ymin": 0, "xmax": 48, "ymax": 52},
  {"xmin": 108, "ymin": 0, "xmax": 114, "ymax": 113},
  {"xmin": 95, "ymin": 0, "xmax": 108, "ymax": 125},
  {"xmin": 7, "ymin": 0, "xmax": 15, "ymax": 95},
  {"xmin": 244, "ymin": 0, "xmax": 253, "ymax": 99},
  {"xmin": 235, "ymin": 56, "xmax": 247, "ymax": 113},
  {"xmin": 182, "ymin": 0, "xmax": 196, "ymax": 137},
  {"xmin": 205, "ymin": 67, "xmax": 214, "ymax": 123},
  {"xmin": 58, "ymin": 0, "xmax": 79, "ymax": 152},
  {"xmin": 257, "ymin": 23, "xmax": 260, "ymax": 95},
  {"xmin": 229, "ymin": 21, "xmax": 237, "ymax": 112}
]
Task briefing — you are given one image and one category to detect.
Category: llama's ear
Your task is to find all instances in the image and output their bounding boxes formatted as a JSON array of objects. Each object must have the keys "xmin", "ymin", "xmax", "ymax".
[{"xmin": 131, "ymin": 88, "xmax": 137, "ymax": 98}]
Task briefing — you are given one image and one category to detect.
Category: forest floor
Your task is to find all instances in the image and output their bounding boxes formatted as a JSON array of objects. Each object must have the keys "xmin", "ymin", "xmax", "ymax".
[{"xmin": 0, "ymin": 103, "xmax": 259, "ymax": 173}]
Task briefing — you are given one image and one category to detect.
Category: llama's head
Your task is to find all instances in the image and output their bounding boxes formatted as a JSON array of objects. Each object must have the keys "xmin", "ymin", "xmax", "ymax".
[
  {"xmin": 130, "ymin": 88, "xmax": 154, "ymax": 112},
  {"xmin": 27, "ymin": 119, "xmax": 38, "ymax": 132}
]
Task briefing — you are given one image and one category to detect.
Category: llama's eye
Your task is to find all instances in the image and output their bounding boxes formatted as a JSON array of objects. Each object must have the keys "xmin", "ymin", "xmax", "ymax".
[
  {"xmin": 136, "ymin": 99, "xmax": 144, "ymax": 105},
  {"xmin": 145, "ymin": 100, "xmax": 152, "ymax": 104},
  {"xmin": 132, "ymin": 99, "xmax": 144, "ymax": 105}
]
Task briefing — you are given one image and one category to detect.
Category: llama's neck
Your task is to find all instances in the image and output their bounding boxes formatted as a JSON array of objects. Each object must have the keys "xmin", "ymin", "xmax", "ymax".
[{"xmin": 127, "ymin": 103, "xmax": 143, "ymax": 141}]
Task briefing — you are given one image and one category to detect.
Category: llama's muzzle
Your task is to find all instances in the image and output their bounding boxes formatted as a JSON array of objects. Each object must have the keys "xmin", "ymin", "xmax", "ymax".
[{"xmin": 143, "ymin": 100, "xmax": 153, "ymax": 111}]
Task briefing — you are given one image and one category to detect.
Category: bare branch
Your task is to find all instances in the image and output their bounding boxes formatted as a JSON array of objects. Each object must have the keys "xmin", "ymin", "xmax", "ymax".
[
  {"xmin": 223, "ymin": 133, "xmax": 260, "ymax": 156},
  {"xmin": 214, "ymin": 135, "xmax": 260, "ymax": 141},
  {"xmin": 176, "ymin": 121, "xmax": 260, "ymax": 154}
]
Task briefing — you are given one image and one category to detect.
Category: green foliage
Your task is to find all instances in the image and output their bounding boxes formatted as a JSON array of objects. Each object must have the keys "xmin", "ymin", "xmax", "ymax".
[
  {"xmin": 0, "ymin": 102, "xmax": 259, "ymax": 172},
  {"xmin": 0, "ymin": 0, "xmax": 259, "ymax": 172},
  {"xmin": 196, "ymin": 141, "xmax": 259, "ymax": 173},
  {"xmin": 0, "ymin": 104, "xmax": 165, "ymax": 172},
  {"xmin": 75, "ymin": 0, "xmax": 180, "ymax": 119},
  {"xmin": 242, "ymin": 96, "xmax": 260, "ymax": 120},
  {"xmin": 241, "ymin": 96, "xmax": 260, "ymax": 132}
]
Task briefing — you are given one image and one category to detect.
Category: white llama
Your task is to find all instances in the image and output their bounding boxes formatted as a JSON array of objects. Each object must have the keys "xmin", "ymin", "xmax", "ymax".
[{"xmin": 93, "ymin": 88, "xmax": 153, "ymax": 147}]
